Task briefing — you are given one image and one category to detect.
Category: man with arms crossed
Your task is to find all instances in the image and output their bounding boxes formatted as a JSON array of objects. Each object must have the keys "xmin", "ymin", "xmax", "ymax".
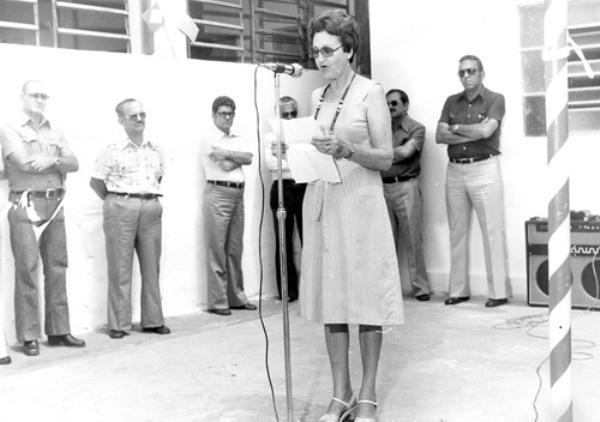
[
  {"xmin": 0, "ymin": 80, "xmax": 84, "ymax": 356},
  {"xmin": 435, "ymin": 55, "xmax": 510, "ymax": 308}
]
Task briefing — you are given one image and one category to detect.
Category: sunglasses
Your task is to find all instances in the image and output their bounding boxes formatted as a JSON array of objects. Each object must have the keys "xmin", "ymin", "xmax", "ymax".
[
  {"xmin": 27, "ymin": 93, "xmax": 50, "ymax": 100},
  {"xmin": 309, "ymin": 45, "xmax": 343, "ymax": 58},
  {"xmin": 387, "ymin": 100, "xmax": 399, "ymax": 107},
  {"xmin": 281, "ymin": 111, "xmax": 298, "ymax": 119},
  {"xmin": 126, "ymin": 112, "xmax": 146, "ymax": 120},
  {"xmin": 457, "ymin": 68, "xmax": 479, "ymax": 78},
  {"xmin": 217, "ymin": 111, "xmax": 235, "ymax": 118}
]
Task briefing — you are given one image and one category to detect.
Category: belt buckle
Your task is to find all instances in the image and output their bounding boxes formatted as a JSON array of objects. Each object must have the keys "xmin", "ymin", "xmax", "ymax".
[{"xmin": 45, "ymin": 188, "xmax": 59, "ymax": 199}]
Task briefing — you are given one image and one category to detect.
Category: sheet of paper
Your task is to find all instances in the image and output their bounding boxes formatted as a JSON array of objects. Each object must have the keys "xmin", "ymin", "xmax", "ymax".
[
  {"xmin": 286, "ymin": 144, "xmax": 341, "ymax": 184},
  {"xmin": 268, "ymin": 116, "xmax": 322, "ymax": 144}
]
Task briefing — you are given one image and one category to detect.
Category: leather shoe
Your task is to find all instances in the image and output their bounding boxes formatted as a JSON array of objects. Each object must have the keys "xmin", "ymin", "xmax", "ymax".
[
  {"xmin": 231, "ymin": 303, "xmax": 257, "ymax": 310},
  {"xmin": 444, "ymin": 296, "xmax": 470, "ymax": 305},
  {"xmin": 0, "ymin": 356, "xmax": 11, "ymax": 365},
  {"xmin": 207, "ymin": 308, "xmax": 232, "ymax": 316},
  {"xmin": 23, "ymin": 340, "xmax": 39, "ymax": 356},
  {"xmin": 416, "ymin": 294, "xmax": 431, "ymax": 301},
  {"xmin": 485, "ymin": 298, "xmax": 508, "ymax": 308},
  {"xmin": 47, "ymin": 334, "xmax": 86, "ymax": 348},
  {"xmin": 142, "ymin": 325, "xmax": 171, "ymax": 335},
  {"xmin": 108, "ymin": 329, "xmax": 130, "ymax": 339}
]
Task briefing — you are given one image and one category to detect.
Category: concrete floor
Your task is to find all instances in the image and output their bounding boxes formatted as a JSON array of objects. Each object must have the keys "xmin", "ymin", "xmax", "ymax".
[{"xmin": 0, "ymin": 295, "xmax": 598, "ymax": 422}]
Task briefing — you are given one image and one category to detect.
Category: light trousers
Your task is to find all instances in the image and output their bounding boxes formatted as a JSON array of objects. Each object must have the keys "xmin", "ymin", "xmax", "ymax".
[
  {"xmin": 204, "ymin": 184, "xmax": 248, "ymax": 309},
  {"xmin": 445, "ymin": 157, "xmax": 510, "ymax": 298},
  {"xmin": 383, "ymin": 178, "xmax": 430, "ymax": 296},
  {"xmin": 103, "ymin": 195, "xmax": 165, "ymax": 331}
]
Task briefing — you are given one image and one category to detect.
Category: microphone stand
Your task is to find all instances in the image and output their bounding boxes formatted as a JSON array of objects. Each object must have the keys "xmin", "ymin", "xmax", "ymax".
[{"xmin": 273, "ymin": 72, "xmax": 294, "ymax": 421}]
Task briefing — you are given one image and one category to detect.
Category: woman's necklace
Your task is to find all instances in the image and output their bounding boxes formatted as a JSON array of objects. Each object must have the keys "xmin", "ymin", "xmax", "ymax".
[{"xmin": 313, "ymin": 71, "xmax": 357, "ymax": 134}]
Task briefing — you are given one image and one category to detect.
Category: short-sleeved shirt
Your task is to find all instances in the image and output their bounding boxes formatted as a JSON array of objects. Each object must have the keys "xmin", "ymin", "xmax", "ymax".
[
  {"xmin": 0, "ymin": 113, "xmax": 68, "ymax": 191},
  {"xmin": 200, "ymin": 125, "xmax": 250, "ymax": 183},
  {"xmin": 92, "ymin": 138, "xmax": 164, "ymax": 195},
  {"xmin": 381, "ymin": 114, "xmax": 425, "ymax": 179},
  {"xmin": 438, "ymin": 86, "xmax": 505, "ymax": 159}
]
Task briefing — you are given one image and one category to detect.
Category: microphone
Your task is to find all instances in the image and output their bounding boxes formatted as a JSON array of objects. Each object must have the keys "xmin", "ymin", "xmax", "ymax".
[{"xmin": 260, "ymin": 62, "xmax": 303, "ymax": 78}]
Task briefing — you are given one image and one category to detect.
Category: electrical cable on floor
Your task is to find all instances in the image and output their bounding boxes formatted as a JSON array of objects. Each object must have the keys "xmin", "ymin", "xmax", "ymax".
[
  {"xmin": 493, "ymin": 247, "xmax": 599, "ymax": 422},
  {"xmin": 252, "ymin": 65, "xmax": 280, "ymax": 422}
]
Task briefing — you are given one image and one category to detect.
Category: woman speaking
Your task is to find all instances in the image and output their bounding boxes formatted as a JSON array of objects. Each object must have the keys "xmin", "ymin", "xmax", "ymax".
[{"xmin": 300, "ymin": 9, "xmax": 404, "ymax": 422}]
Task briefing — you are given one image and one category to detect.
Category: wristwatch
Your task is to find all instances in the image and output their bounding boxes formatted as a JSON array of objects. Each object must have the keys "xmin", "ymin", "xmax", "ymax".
[
  {"xmin": 345, "ymin": 143, "xmax": 357, "ymax": 159},
  {"xmin": 451, "ymin": 124, "xmax": 460, "ymax": 133}
]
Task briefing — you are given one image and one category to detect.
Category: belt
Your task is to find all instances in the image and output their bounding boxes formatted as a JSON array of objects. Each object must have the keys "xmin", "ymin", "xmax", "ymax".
[
  {"xmin": 207, "ymin": 180, "xmax": 245, "ymax": 189},
  {"xmin": 108, "ymin": 191, "xmax": 162, "ymax": 200},
  {"xmin": 382, "ymin": 175, "xmax": 415, "ymax": 184},
  {"xmin": 449, "ymin": 154, "xmax": 496, "ymax": 164},
  {"xmin": 11, "ymin": 188, "xmax": 65, "ymax": 200}
]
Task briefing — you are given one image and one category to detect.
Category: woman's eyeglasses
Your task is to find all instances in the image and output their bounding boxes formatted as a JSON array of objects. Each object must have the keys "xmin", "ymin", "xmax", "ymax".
[
  {"xmin": 310, "ymin": 45, "xmax": 343, "ymax": 58},
  {"xmin": 217, "ymin": 111, "xmax": 235, "ymax": 118},
  {"xmin": 457, "ymin": 68, "xmax": 479, "ymax": 78},
  {"xmin": 387, "ymin": 100, "xmax": 399, "ymax": 107}
]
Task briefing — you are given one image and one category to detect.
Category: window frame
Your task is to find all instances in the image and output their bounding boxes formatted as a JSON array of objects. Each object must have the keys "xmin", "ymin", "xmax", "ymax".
[
  {"xmin": 0, "ymin": 0, "xmax": 131, "ymax": 53},
  {"xmin": 519, "ymin": 2, "xmax": 600, "ymax": 137}
]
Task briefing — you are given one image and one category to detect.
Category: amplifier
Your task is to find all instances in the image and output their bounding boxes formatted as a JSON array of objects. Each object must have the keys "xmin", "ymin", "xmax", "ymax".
[{"xmin": 526, "ymin": 218, "xmax": 600, "ymax": 309}]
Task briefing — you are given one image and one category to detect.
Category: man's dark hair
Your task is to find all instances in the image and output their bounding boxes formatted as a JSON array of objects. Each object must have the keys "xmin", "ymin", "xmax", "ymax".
[
  {"xmin": 459, "ymin": 54, "xmax": 484, "ymax": 72},
  {"xmin": 386, "ymin": 89, "xmax": 409, "ymax": 105},
  {"xmin": 115, "ymin": 98, "xmax": 139, "ymax": 117},
  {"xmin": 212, "ymin": 96, "xmax": 236, "ymax": 114}
]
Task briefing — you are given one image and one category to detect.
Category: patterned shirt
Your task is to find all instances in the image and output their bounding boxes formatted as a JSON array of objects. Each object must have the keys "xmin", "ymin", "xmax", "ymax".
[
  {"xmin": 93, "ymin": 138, "xmax": 164, "ymax": 194},
  {"xmin": 0, "ymin": 113, "xmax": 70, "ymax": 191}
]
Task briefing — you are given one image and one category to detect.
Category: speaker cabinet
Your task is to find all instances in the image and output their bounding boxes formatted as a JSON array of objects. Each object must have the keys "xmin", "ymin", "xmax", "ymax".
[{"xmin": 526, "ymin": 219, "xmax": 600, "ymax": 309}]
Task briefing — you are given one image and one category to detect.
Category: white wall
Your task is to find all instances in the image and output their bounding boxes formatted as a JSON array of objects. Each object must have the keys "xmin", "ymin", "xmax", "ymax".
[
  {"xmin": 370, "ymin": 0, "xmax": 599, "ymax": 296},
  {"xmin": 0, "ymin": 42, "xmax": 323, "ymax": 342}
]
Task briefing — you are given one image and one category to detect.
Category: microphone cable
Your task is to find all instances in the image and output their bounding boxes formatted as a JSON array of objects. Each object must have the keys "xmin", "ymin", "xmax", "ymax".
[{"xmin": 252, "ymin": 64, "xmax": 280, "ymax": 422}]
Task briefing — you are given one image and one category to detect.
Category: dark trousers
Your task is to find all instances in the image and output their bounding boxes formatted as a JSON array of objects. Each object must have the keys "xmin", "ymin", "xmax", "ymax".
[
  {"xmin": 269, "ymin": 180, "xmax": 306, "ymax": 301},
  {"xmin": 8, "ymin": 198, "xmax": 70, "ymax": 342}
]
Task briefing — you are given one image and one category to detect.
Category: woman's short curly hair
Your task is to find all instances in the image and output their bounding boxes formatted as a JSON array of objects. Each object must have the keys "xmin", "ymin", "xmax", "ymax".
[{"xmin": 308, "ymin": 10, "xmax": 360, "ymax": 63}]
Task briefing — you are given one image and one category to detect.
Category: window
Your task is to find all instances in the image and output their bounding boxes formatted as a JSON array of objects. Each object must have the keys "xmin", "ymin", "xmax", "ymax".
[
  {"xmin": 519, "ymin": 1, "xmax": 600, "ymax": 136},
  {"xmin": 187, "ymin": 0, "xmax": 371, "ymax": 75},
  {"xmin": 0, "ymin": 0, "xmax": 130, "ymax": 53}
]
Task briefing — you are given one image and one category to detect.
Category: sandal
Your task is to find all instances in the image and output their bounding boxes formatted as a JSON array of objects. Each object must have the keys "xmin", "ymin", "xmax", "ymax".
[
  {"xmin": 354, "ymin": 399, "xmax": 378, "ymax": 422},
  {"xmin": 318, "ymin": 395, "xmax": 358, "ymax": 422}
]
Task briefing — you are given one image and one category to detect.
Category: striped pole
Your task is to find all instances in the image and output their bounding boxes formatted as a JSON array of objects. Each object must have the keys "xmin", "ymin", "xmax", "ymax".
[{"xmin": 543, "ymin": 0, "xmax": 572, "ymax": 421}]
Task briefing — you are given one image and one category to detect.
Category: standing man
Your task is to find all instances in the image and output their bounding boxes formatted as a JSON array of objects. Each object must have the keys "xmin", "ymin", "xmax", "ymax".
[
  {"xmin": 382, "ymin": 89, "xmax": 431, "ymax": 301},
  {"xmin": 90, "ymin": 98, "xmax": 170, "ymax": 338},
  {"xmin": 265, "ymin": 96, "xmax": 306, "ymax": 302},
  {"xmin": 0, "ymin": 80, "xmax": 85, "ymax": 356},
  {"xmin": 435, "ymin": 55, "xmax": 510, "ymax": 308},
  {"xmin": 201, "ymin": 96, "xmax": 256, "ymax": 316}
]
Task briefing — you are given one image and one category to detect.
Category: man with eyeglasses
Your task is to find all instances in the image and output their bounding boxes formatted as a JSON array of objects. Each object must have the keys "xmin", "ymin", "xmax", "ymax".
[
  {"xmin": 90, "ymin": 98, "xmax": 170, "ymax": 338},
  {"xmin": 0, "ymin": 80, "xmax": 84, "ymax": 356},
  {"xmin": 382, "ymin": 89, "xmax": 431, "ymax": 302},
  {"xmin": 264, "ymin": 96, "xmax": 306, "ymax": 302},
  {"xmin": 201, "ymin": 96, "xmax": 256, "ymax": 316},
  {"xmin": 435, "ymin": 54, "xmax": 510, "ymax": 308}
]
